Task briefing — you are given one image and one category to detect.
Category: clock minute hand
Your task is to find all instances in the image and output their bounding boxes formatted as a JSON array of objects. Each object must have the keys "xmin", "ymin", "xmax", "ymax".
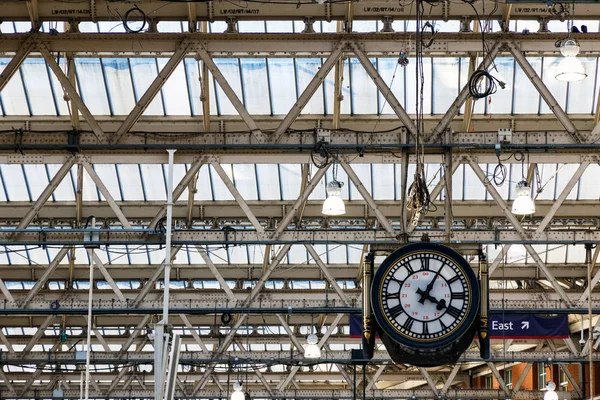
[
  {"xmin": 414, "ymin": 290, "xmax": 448, "ymax": 310},
  {"xmin": 417, "ymin": 266, "xmax": 443, "ymax": 304}
]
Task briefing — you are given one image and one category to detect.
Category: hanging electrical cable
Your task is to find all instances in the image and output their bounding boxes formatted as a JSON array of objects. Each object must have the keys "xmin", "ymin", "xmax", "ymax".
[{"xmin": 406, "ymin": 0, "xmax": 432, "ymax": 227}]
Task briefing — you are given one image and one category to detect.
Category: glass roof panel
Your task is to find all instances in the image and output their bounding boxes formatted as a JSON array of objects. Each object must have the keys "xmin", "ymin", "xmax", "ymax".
[
  {"xmin": 372, "ymin": 164, "xmax": 395, "ymax": 200},
  {"xmin": 195, "ymin": 164, "xmax": 212, "ymax": 200},
  {"xmin": 127, "ymin": 245, "xmax": 149, "ymax": 264},
  {"xmin": 158, "ymin": 58, "xmax": 191, "ymax": 116},
  {"xmin": 170, "ymin": 164, "xmax": 189, "ymax": 200},
  {"xmin": 1, "ymin": 165, "xmax": 29, "ymax": 201},
  {"xmin": 567, "ymin": 244, "xmax": 587, "ymax": 263},
  {"xmin": 240, "ymin": 58, "xmax": 270, "ymax": 115},
  {"xmin": 267, "ymin": 58, "xmax": 296, "ymax": 115},
  {"xmin": 247, "ymin": 245, "xmax": 266, "ymax": 264},
  {"xmin": 209, "ymin": 164, "xmax": 235, "ymax": 201},
  {"xmin": 238, "ymin": 21, "xmax": 266, "ymax": 33},
  {"xmin": 129, "ymin": 58, "xmax": 165, "ymax": 116},
  {"xmin": 208, "ymin": 246, "xmax": 229, "ymax": 264},
  {"xmin": 348, "ymin": 164, "xmax": 371, "ymax": 201},
  {"xmin": 0, "ymin": 59, "xmax": 29, "ymax": 116},
  {"xmin": 116, "ymin": 164, "xmax": 144, "ymax": 201},
  {"xmin": 540, "ymin": 57, "xmax": 567, "ymax": 114},
  {"xmin": 20, "ymin": 58, "xmax": 56, "ymax": 116},
  {"xmin": 567, "ymin": 57, "xmax": 597, "ymax": 114},
  {"xmin": 327, "ymin": 244, "xmax": 347, "ymax": 264},
  {"xmin": 578, "ymin": 163, "xmax": 600, "ymax": 199},
  {"xmin": 309, "ymin": 244, "xmax": 326, "ymax": 264},
  {"xmin": 554, "ymin": 163, "xmax": 580, "ymax": 200},
  {"xmin": 81, "ymin": 165, "xmax": 100, "ymax": 201},
  {"xmin": 9, "ymin": 246, "xmax": 31, "ymax": 265},
  {"xmin": 28, "ymin": 246, "xmax": 51, "ymax": 264},
  {"xmin": 534, "ymin": 164, "xmax": 557, "ymax": 201},
  {"xmin": 513, "ymin": 56, "xmax": 541, "ymax": 114},
  {"xmin": 279, "ymin": 164, "xmax": 302, "ymax": 200},
  {"xmin": 350, "ymin": 58, "xmax": 378, "ymax": 115},
  {"xmin": 432, "ymin": 57, "xmax": 460, "ymax": 114},
  {"xmin": 157, "ymin": 21, "xmax": 185, "ymax": 33},
  {"xmin": 451, "ymin": 164, "xmax": 464, "ymax": 201},
  {"xmin": 213, "ymin": 58, "xmax": 244, "ymax": 115},
  {"xmin": 93, "ymin": 165, "xmax": 121, "ymax": 201},
  {"xmin": 486, "ymin": 57, "xmax": 514, "ymax": 114},
  {"xmin": 46, "ymin": 57, "xmax": 70, "ymax": 116},
  {"xmin": 255, "ymin": 164, "xmax": 280, "ymax": 200},
  {"xmin": 228, "ymin": 246, "xmax": 248, "ymax": 264},
  {"xmin": 22, "ymin": 165, "xmax": 50, "ymax": 201},
  {"xmin": 184, "ymin": 59, "xmax": 202, "ymax": 116},
  {"xmin": 102, "ymin": 58, "xmax": 136, "ymax": 116},
  {"xmin": 287, "ymin": 245, "xmax": 307, "ymax": 264},
  {"xmin": 295, "ymin": 58, "xmax": 324, "ymax": 114},
  {"xmin": 546, "ymin": 245, "xmax": 567, "ymax": 264},
  {"xmin": 232, "ymin": 164, "xmax": 258, "ymax": 201},
  {"xmin": 463, "ymin": 164, "xmax": 486, "ymax": 200},
  {"xmin": 139, "ymin": 164, "xmax": 166, "ymax": 201},
  {"xmin": 148, "ymin": 245, "xmax": 166, "ymax": 264},
  {"xmin": 266, "ymin": 21, "xmax": 294, "ymax": 33},
  {"xmin": 74, "ymin": 58, "xmax": 110, "ymax": 115},
  {"xmin": 405, "ymin": 57, "xmax": 432, "ymax": 114},
  {"xmin": 185, "ymin": 245, "xmax": 203, "ymax": 264}
]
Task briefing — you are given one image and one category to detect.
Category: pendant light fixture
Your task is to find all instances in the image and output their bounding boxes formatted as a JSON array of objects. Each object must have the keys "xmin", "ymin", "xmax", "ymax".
[
  {"xmin": 231, "ymin": 381, "xmax": 245, "ymax": 400},
  {"xmin": 555, "ymin": 38, "xmax": 587, "ymax": 82},
  {"xmin": 304, "ymin": 333, "xmax": 322, "ymax": 359},
  {"xmin": 544, "ymin": 381, "xmax": 558, "ymax": 400},
  {"xmin": 512, "ymin": 180, "xmax": 535, "ymax": 215},
  {"xmin": 322, "ymin": 161, "xmax": 345, "ymax": 216}
]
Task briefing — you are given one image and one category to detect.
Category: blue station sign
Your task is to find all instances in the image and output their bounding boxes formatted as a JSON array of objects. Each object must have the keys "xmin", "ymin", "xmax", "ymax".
[{"xmin": 350, "ymin": 314, "xmax": 568, "ymax": 339}]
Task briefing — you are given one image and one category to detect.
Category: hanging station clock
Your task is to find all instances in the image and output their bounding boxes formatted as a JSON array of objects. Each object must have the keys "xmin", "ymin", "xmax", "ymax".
[{"xmin": 366, "ymin": 242, "xmax": 486, "ymax": 367}]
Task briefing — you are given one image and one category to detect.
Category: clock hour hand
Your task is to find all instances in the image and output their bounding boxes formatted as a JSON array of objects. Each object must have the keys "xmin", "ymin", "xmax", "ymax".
[
  {"xmin": 415, "ymin": 289, "xmax": 447, "ymax": 310},
  {"xmin": 417, "ymin": 265, "xmax": 444, "ymax": 304}
]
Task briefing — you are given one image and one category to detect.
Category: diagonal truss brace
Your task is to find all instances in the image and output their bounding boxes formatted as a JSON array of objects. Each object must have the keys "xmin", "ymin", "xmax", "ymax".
[
  {"xmin": 507, "ymin": 42, "xmax": 583, "ymax": 144},
  {"xmin": 0, "ymin": 36, "xmax": 35, "ymax": 93},
  {"xmin": 340, "ymin": 158, "xmax": 396, "ymax": 237},
  {"xmin": 196, "ymin": 246, "xmax": 237, "ymax": 302},
  {"xmin": 81, "ymin": 159, "xmax": 132, "ymax": 229},
  {"xmin": 272, "ymin": 42, "xmax": 346, "ymax": 143},
  {"xmin": 20, "ymin": 246, "xmax": 70, "ymax": 308},
  {"xmin": 37, "ymin": 41, "xmax": 107, "ymax": 143},
  {"xmin": 467, "ymin": 156, "xmax": 573, "ymax": 305},
  {"xmin": 351, "ymin": 42, "xmax": 417, "ymax": 139},
  {"xmin": 111, "ymin": 40, "xmax": 192, "ymax": 144},
  {"xmin": 87, "ymin": 250, "xmax": 126, "ymax": 303},
  {"xmin": 428, "ymin": 41, "xmax": 502, "ymax": 143},
  {"xmin": 195, "ymin": 46, "xmax": 262, "ymax": 138}
]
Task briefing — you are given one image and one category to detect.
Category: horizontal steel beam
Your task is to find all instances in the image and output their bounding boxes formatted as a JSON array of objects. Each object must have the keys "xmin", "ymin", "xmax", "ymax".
[
  {"xmin": 0, "ymin": 33, "xmax": 599, "ymax": 55},
  {"xmin": 1, "ymin": 200, "xmax": 598, "ymax": 228},
  {"xmin": 1, "ymin": 0, "xmax": 597, "ymax": 22},
  {"xmin": 2, "ymin": 350, "xmax": 596, "ymax": 364},
  {"xmin": 0, "ymin": 388, "xmax": 570, "ymax": 400},
  {"xmin": 0, "ymin": 228, "xmax": 598, "ymax": 245},
  {"xmin": 2, "ymin": 290, "xmax": 598, "ymax": 314},
  {"xmin": 0, "ymin": 262, "xmax": 589, "ymax": 281}
]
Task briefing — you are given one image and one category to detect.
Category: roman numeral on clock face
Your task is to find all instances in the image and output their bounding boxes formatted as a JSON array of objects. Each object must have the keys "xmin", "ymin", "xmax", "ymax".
[
  {"xmin": 451, "ymin": 292, "xmax": 465, "ymax": 300},
  {"xmin": 422, "ymin": 322, "xmax": 429, "ymax": 335},
  {"xmin": 446, "ymin": 305, "xmax": 462, "ymax": 319},
  {"xmin": 447, "ymin": 275, "xmax": 460, "ymax": 284},
  {"xmin": 402, "ymin": 316, "xmax": 415, "ymax": 331},
  {"xmin": 389, "ymin": 304, "xmax": 404, "ymax": 318},
  {"xmin": 420, "ymin": 257, "xmax": 430, "ymax": 271}
]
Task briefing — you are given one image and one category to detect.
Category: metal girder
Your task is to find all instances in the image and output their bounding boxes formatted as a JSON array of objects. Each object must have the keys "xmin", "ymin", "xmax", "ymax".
[
  {"xmin": 0, "ymin": 37, "xmax": 34, "ymax": 92},
  {"xmin": 1, "ymin": 388, "xmax": 571, "ymax": 400},
  {"xmin": 36, "ymin": 41, "xmax": 107, "ymax": 143},
  {"xmin": 15, "ymin": 156, "xmax": 76, "ymax": 230},
  {"xmin": 195, "ymin": 45, "xmax": 262, "ymax": 137},
  {"xmin": 19, "ymin": 246, "xmax": 69, "ymax": 307},
  {"xmin": 5, "ymin": 350, "xmax": 600, "ymax": 364},
  {"xmin": 2, "ymin": 0, "xmax": 597, "ymax": 22},
  {"xmin": 111, "ymin": 40, "xmax": 192, "ymax": 144},
  {"xmin": 0, "ymin": 33, "xmax": 598, "ymax": 55},
  {"xmin": 350, "ymin": 42, "xmax": 417, "ymax": 138},
  {"xmin": 427, "ymin": 41, "xmax": 502, "ymax": 143},
  {"xmin": 507, "ymin": 41, "xmax": 584, "ymax": 144},
  {"xmin": 1, "ymin": 227, "xmax": 600, "ymax": 246},
  {"xmin": 80, "ymin": 159, "xmax": 132, "ymax": 229},
  {"xmin": 272, "ymin": 41, "xmax": 345, "ymax": 143},
  {"xmin": 88, "ymin": 250, "xmax": 127, "ymax": 303}
]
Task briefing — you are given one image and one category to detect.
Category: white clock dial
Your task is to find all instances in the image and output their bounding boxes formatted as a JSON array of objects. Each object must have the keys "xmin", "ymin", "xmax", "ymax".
[{"xmin": 379, "ymin": 252, "xmax": 472, "ymax": 342}]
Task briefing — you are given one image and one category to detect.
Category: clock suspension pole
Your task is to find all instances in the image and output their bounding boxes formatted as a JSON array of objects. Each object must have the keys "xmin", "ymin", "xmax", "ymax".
[
  {"xmin": 478, "ymin": 249, "xmax": 490, "ymax": 360},
  {"xmin": 362, "ymin": 251, "xmax": 376, "ymax": 360}
]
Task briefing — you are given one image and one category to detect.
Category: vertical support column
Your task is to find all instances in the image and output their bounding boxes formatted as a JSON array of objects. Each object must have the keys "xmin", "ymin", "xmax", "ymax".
[
  {"xmin": 444, "ymin": 129, "xmax": 453, "ymax": 242},
  {"xmin": 84, "ymin": 217, "xmax": 95, "ymax": 400},
  {"xmin": 586, "ymin": 243, "xmax": 594, "ymax": 399},
  {"xmin": 478, "ymin": 250, "xmax": 489, "ymax": 360}
]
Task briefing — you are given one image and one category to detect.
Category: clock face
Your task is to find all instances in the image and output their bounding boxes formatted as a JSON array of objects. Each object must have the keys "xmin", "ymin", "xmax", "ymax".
[{"xmin": 371, "ymin": 243, "xmax": 480, "ymax": 349}]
